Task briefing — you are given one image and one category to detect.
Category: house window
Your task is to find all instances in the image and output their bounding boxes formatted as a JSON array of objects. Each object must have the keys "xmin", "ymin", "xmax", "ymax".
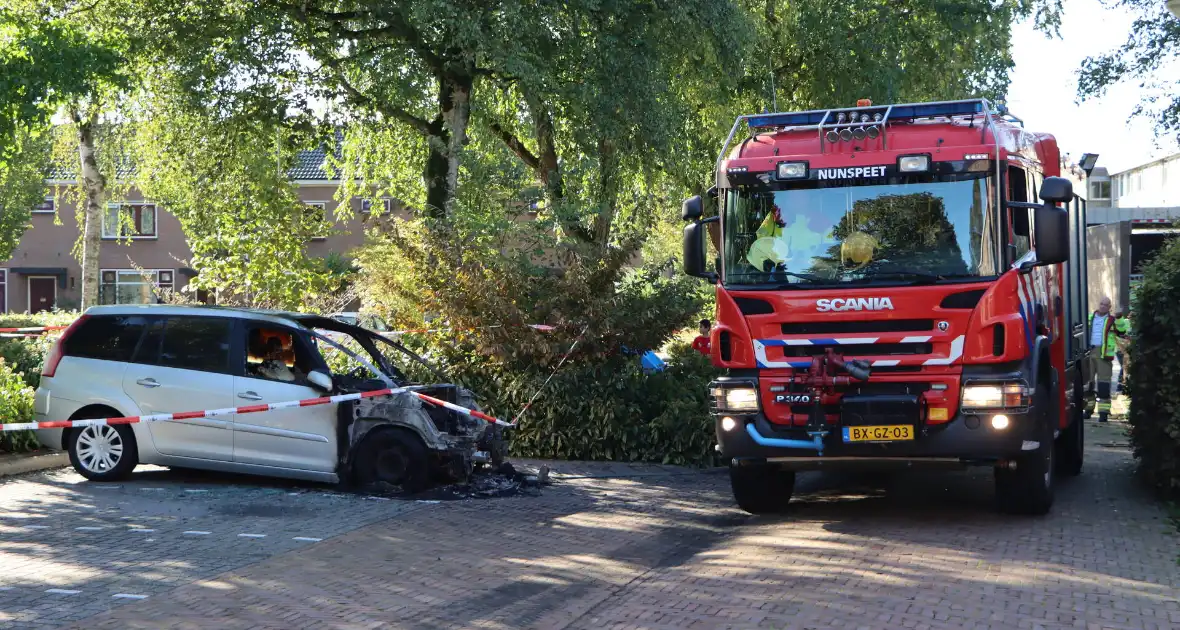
[
  {"xmin": 0, "ymin": 269, "xmax": 7, "ymax": 313},
  {"xmin": 360, "ymin": 198, "xmax": 393, "ymax": 214},
  {"xmin": 103, "ymin": 203, "xmax": 157, "ymax": 239},
  {"xmin": 305, "ymin": 202, "xmax": 329, "ymax": 241},
  {"xmin": 32, "ymin": 197, "xmax": 54, "ymax": 214},
  {"xmin": 1090, "ymin": 180, "xmax": 1111, "ymax": 200},
  {"xmin": 99, "ymin": 269, "xmax": 175, "ymax": 305}
]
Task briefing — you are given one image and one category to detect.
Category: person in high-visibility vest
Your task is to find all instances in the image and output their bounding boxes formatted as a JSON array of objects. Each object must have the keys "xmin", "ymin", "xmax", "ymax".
[
  {"xmin": 1088, "ymin": 296, "xmax": 1130, "ymax": 422},
  {"xmin": 746, "ymin": 203, "xmax": 828, "ymax": 273}
]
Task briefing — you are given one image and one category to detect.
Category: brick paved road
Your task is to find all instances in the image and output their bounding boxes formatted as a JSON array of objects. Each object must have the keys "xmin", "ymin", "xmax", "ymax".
[{"xmin": 2, "ymin": 418, "xmax": 1177, "ymax": 630}]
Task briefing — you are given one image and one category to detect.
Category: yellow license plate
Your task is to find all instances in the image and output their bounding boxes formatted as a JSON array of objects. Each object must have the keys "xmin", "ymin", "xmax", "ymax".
[{"xmin": 842, "ymin": 425, "xmax": 914, "ymax": 443}]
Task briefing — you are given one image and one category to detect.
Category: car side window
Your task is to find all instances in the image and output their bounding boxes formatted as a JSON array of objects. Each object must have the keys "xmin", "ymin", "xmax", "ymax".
[
  {"xmin": 243, "ymin": 326, "xmax": 319, "ymax": 385},
  {"xmin": 132, "ymin": 316, "xmax": 232, "ymax": 373},
  {"xmin": 64, "ymin": 316, "xmax": 148, "ymax": 362}
]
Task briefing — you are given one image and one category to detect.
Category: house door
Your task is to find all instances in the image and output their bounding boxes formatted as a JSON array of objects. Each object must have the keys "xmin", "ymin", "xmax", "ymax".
[{"xmin": 28, "ymin": 277, "xmax": 56, "ymax": 313}]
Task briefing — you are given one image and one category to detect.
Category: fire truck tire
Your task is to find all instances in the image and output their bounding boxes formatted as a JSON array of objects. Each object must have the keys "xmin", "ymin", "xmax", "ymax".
[
  {"xmin": 995, "ymin": 387, "xmax": 1056, "ymax": 515},
  {"xmin": 729, "ymin": 464, "xmax": 795, "ymax": 514},
  {"xmin": 1056, "ymin": 417, "xmax": 1084, "ymax": 477}
]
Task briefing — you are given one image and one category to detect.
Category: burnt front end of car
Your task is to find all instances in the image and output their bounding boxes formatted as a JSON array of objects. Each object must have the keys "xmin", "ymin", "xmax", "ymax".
[{"xmin": 337, "ymin": 384, "xmax": 492, "ymax": 484}]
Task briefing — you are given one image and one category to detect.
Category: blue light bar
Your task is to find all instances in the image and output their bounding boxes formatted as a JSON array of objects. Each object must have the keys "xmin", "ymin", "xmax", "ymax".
[
  {"xmin": 748, "ymin": 111, "xmax": 829, "ymax": 128},
  {"xmin": 887, "ymin": 100, "xmax": 984, "ymax": 119}
]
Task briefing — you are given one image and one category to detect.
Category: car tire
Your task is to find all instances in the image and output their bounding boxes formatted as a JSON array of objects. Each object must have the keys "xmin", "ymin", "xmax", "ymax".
[
  {"xmin": 995, "ymin": 386, "xmax": 1055, "ymax": 515},
  {"xmin": 67, "ymin": 421, "xmax": 138, "ymax": 482},
  {"xmin": 352, "ymin": 428, "xmax": 431, "ymax": 493},
  {"xmin": 730, "ymin": 464, "xmax": 795, "ymax": 514}
]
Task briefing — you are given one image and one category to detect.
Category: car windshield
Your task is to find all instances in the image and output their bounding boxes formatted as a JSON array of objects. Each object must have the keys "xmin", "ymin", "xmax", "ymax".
[
  {"xmin": 311, "ymin": 323, "xmax": 443, "ymax": 385},
  {"xmin": 723, "ymin": 169, "xmax": 999, "ymax": 286}
]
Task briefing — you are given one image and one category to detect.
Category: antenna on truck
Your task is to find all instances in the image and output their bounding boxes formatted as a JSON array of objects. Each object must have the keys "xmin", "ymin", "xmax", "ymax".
[{"xmin": 768, "ymin": 54, "xmax": 777, "ymax": 112}]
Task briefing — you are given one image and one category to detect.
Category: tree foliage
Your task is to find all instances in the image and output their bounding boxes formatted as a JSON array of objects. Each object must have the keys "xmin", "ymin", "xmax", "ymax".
[
  {"xmin": 1127, "ymin": 235, "xmax": 1180, "ymax": 498},
  {"xmin": 1078, "ymin": 0, "xmax": 1180, "ymax": 144},
  {"xmin": 131, "ymin": 74, "xmax": 345, "ymax": 310},
  {"xmin": 0, "ymin": 4, "xmax": 126, "ymax": 269}
]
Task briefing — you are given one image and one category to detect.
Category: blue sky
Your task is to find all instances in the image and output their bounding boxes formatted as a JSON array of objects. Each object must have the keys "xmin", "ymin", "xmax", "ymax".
[{"xmin": 1006, "ymin": 0, "xmax": 1178, "ymax": 174}]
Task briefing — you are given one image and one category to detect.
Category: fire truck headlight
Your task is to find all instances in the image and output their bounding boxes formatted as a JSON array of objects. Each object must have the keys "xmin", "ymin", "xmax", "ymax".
[
  {"xmin": 712, "ymin": 385, "xmax": 760, "ymax": 412},
  {"xmin": 898, "ymin": 154, "xmax": 930, "ymax": 173},
  {"xmin": 961, "ymin": 382, "xmax": 1030, "ymax": 412},
  {"xmin": 720, "ymin": 416, "xmax": 738, "ymax": 432},
  {"xmin": 866, "ymin": 125, "xmax": 880, "ymax": 139},
  {"xmin": 839, "ymin": 128, "xmax": 854, "ymax": 142},
  {"xmin": 825, "ymin": 130, "xmax": 840, "ymax": 143},
  {"xmin": 724, "ymin": 388, "xmax": 760, "ymax": 411},
  {"xmin": 776, "ymin": 161, "xmax": 808, "ymax": 180},
  {"xmin": 852, "ymin": 127, "xmax": 867, "ymax": 140}
]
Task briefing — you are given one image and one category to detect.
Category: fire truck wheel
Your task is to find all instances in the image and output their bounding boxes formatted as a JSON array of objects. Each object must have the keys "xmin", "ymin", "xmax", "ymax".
[
  {"xmin": 729, "ymin": 464, "xmax": 795, "ymax": 514},
  {"xmin": 995, "ymin": 387, "xmax": 1056, "ymax": 515},
  {"xmin": 1055, "ymin": 417, "xmax": 1084, "ymax": 477}
]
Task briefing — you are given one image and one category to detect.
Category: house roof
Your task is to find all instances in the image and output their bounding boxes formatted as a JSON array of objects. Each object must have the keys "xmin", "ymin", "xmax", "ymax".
[{"xmin": 48, "ymin": 138, "xmax": 341, "ymax": 183}]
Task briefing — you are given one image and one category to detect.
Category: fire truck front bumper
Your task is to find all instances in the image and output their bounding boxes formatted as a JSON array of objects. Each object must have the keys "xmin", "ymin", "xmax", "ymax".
[{"xmin": 715, "ymin": 412, "xmax": 1043, "ymax": 470}]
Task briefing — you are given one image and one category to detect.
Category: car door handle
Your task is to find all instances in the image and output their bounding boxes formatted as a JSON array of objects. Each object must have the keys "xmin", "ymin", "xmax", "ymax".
[
  {"xmin": 238, "ymin": 391, "xmax": 263, "ymax": 401},
  {"xmin": 136, "ymin": 378, "xmax": 161, "ymax": 388}
]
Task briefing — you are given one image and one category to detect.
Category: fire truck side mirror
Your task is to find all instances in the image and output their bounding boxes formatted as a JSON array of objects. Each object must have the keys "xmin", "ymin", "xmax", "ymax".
[
  {"xmin": 1033, "ymin": 204, "xmax": 1069, "ymax": 265},
  {"xmin": 681, "ymin": 195, "xmax": 703, "ymax": 221},
  {"xmin": 683, "ymin": 218, "xmax": 718, "ymax": 282},
  {"xmin": 1038, "ymin": 177, "xmax": 1073, "ymax": 204}
]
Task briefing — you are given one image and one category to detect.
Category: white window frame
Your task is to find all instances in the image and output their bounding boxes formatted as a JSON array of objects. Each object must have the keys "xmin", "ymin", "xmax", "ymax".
[
  {"xmin": 360, "ymin": 198, "xmax": 392, "ymax": 214},
  {"xmin": 305, "ymin": 202, "xmax": 329, "ymax": 241},
  {"xmin": 99, "ymin": 268, "xmax": 175, "ymax": 305},
  {"xmin": 26, "ymin": 276, "xmax": 57, "ymax": 313},
  {"xmin": 32, "ymin": 196, "xmax": 55, "ymax": 214},
  {"xmin": 1090, "ymin": 180, "xmax": 1111, "ymax": 201},
  {"xmin": 103, "ymin": 203, "xmax": 159, "ymax": 240},
  {"xmin": 0, "ymin": 269, "xmax": 7, "ymax": 313}
]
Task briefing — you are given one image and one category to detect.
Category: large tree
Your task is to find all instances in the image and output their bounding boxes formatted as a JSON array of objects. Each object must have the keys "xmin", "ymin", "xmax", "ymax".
[
  {"xmin": 0, "ymin": 6, "xmax": 123, "ymax": 271},
  {"xmin": 1078, "ymin": 0, "xmax": 1180, "ymax": 144}
]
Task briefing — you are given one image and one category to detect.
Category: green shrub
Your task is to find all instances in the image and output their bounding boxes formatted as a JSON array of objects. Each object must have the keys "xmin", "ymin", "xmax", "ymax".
[
  {"xmin": 1127, "ymin": 236, "xmax": 1180, "ymax": 499},
  {"xmin": 354, "ymin": 218, "xmax": 722, "ymax": 465},
  {"xmin": 0, "ymin": 311, "xmax": 79, "ymax": 388},
  {"xmin": 424, "ymin": 340, "xmax": 721, "ymax": 466},
  {"xmin": 0, "ymin": 357, "xmax": 37, "ymax": 453}
]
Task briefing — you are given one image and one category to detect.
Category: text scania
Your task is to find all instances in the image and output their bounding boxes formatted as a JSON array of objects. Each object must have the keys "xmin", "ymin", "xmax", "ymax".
[
  {"xmin": 815, "ymin": 297, "xmax": 895, "ymax": 312},
  {"xmin": 816, "ymin": 166, "xmax": 887, "ymax": 180}
]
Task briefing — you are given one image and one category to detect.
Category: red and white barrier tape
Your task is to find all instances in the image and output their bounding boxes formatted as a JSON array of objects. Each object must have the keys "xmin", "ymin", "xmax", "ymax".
[
  {"xmin": 0, "ymin": 388, "xmax": 513, "ymax": 432},
  {"xmin": 0, "ymin": 326, "xmax": 67, "ymax": 335}
]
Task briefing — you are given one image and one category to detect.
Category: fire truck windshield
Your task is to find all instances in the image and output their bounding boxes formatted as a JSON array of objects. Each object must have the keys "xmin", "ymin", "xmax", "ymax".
[{"xmin": 722, "ymin": 170, "xmax": 999, "ymax": 287}]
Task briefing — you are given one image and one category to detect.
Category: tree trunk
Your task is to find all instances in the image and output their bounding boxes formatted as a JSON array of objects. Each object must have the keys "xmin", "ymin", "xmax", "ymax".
[
  {"xmin": 591, "ymin": 139, "xmax": 619, "ymax": 246},
  {"xmin": 75, "ymin": 114, "xmax": 105, "ymax": 310},
  {"xmin": 423, "ymin": 73, "xmax": 473, "ymax": 219},
  {"xmin": 525, "ymin": 92, "xmax": 562, "ymax": 205}
]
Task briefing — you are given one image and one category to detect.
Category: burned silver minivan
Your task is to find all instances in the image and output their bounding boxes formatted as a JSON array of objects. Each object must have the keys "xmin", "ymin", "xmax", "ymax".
[{"xmin": 35, "ymin": 305, "xmax": 503, "ymax": 490}]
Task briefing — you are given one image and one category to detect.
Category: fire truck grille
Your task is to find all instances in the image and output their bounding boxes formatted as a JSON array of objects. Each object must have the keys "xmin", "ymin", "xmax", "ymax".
[
  {"xmin": 779, "ymin": 342, "xmax": 933, "ymax": 357},
  {"xmin": 782, "ymin": 381, "xmax": 933, "ymax": 415}
]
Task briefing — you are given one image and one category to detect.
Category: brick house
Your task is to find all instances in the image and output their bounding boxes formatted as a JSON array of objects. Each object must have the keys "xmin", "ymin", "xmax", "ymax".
[{"xmin": 0, "ymin": 148, "xmax": 385, "ymax": 313}]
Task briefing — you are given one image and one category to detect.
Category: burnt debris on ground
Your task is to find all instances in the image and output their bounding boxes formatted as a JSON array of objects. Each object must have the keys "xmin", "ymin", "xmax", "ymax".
[{"xmin": 358, "ymin": 462, "xmax": 550, "ymax": 501}]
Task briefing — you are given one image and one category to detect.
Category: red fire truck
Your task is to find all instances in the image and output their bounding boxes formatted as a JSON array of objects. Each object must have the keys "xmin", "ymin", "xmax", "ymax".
[{"xmin": 681, "ymin": 99, "xmax": 1089, "ymax": 515}]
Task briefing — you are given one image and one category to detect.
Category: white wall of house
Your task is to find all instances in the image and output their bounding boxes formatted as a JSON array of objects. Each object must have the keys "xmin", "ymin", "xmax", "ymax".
[{"xmin": 1111, "ymin": 153, "xmax": 1180, "ymax": 208}]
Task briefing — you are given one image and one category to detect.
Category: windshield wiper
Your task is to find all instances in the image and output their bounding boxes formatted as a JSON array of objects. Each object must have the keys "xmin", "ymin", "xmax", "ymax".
[
  {"xmin": 856, "ymin": 271, "xmax": 947, "ymax": 285},
  {"xmin": 773, "ymin": 271, "xmax": 830, "ymax": 286}
]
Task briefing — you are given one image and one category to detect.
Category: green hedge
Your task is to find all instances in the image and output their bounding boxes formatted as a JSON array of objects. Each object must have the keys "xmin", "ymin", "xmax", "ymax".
[
  {"xmin": 0, "ymin": 312, "xmax": 78, "ymax": 453},
  {"xmin": 436, "ymin": 342, "xmax": 722, "ymax": 467},
  {"xmin": 1127, "ymin": 237, "xmax": 1180, "ymax": 499}
]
